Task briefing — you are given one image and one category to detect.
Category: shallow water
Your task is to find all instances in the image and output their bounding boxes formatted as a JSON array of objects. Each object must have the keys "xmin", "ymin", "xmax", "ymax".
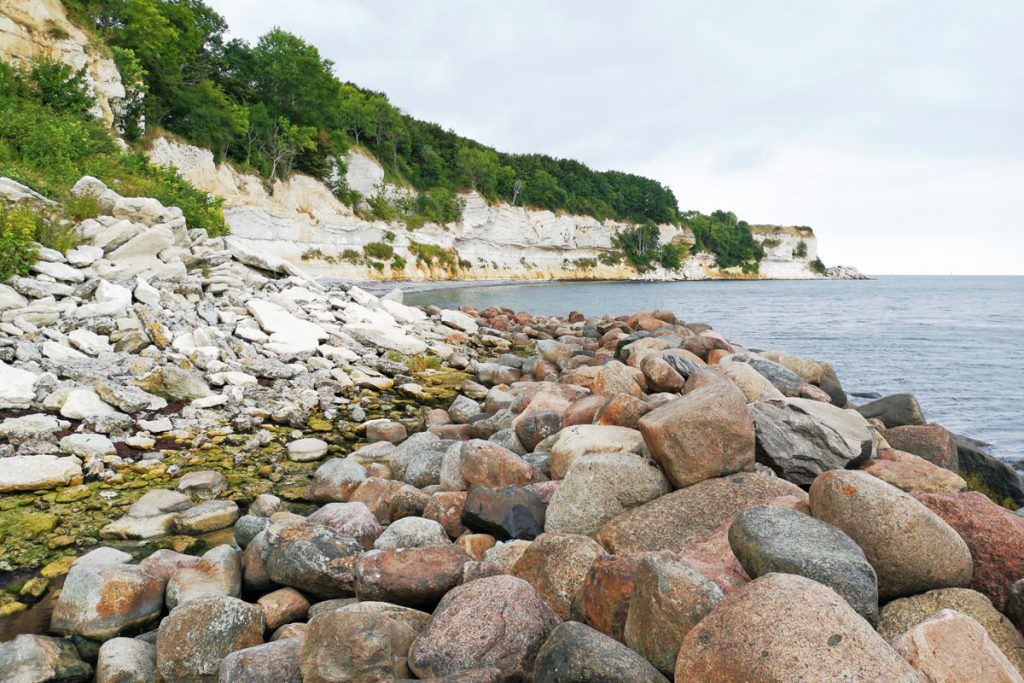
[{"xmin": 409, "ymin": 276, "xmax": 1024, "ymax": 462}]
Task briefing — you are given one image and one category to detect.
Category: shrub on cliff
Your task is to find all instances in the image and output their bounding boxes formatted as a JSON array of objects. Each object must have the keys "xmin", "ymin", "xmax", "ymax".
[
  {"xmin": 684, "ymin": 210, "xmax": 765, "ymax": 269},
  {"xmin": 0, "ymin": 205, "xmax": 40, "ymax": 280}
]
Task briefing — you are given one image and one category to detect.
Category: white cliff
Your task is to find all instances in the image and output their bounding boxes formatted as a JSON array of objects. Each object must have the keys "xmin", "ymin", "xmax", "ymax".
[{"xmin": 148, "ymin": 138, "xmax": 831, "ymax": 282}]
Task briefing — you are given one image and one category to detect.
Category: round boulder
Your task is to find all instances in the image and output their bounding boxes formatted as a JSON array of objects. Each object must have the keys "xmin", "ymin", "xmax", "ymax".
[
  {"xmin": 533, "ymin": 621, "xmax": 668, "ymax": 683},
  {"xmin": 156, "ymin": 596, "xmax": 264, "ymax": 682}
]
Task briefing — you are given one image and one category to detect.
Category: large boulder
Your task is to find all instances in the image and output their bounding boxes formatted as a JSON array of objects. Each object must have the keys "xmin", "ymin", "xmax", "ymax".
[
  {"xmin": 809, "ymin": 470, "xmax": 972, "ymax": 601},
  {"xmin": 533, "ymin": 621, "xmax": 668, "ymax": 683},
  {"xmin": 623, "ymin": 554, "xmax": 724, "ymax": 675},
  {"xmin": 544, "ymin": 453, "xmax": 670, "ymax": 537},
  {"xmin": 461, "ymin": 439, "xmax": 537, "ymax": 488},
  {"xmin": 156, "ymin": 596, "xmax": 264, "ymax": 682},
  {"xmin": 861, "ymin": 449, "xmax": 967, "ymax": 494},
  {"xmin": 638, "ymin": 383, "xmax": 755, "ymax": 489},
  {"xmin": 220, "ymin": 638, "xmax": 303, "ymax": 683},
  {"xmin": 878, "ymin": 588, "xmax": 1024, "ymax": 675},
  {"xmin": 956, "ymin": 435, "xmax": 1024, "ymax": 507},
  {"xmin": 673, "ymin": 573, "xmax": 921, "ymax": 682},
  {"xmin": 96, "ymin": 637, "xmax": 157, "ymax": 683},
  {"xmin": 882, "ymin": 424, "xmax": 960, "ymax": 472},
  {"xmin": 0, "ymin": 634, "xmax": 92, "ymax": 683},
  {"xmin": 355, "ymin": 544, "xmax": 470, "ymax": 609},
  {"xmin": 728, "ymin": 504, "xmax": 879, "ymax": 623},
  {"xmin": 748, "ymin": 397, "xmax": 876, "ymax": 486},
  {"xmin": 461, "ymin": 484, "xmax": 545, "ymax": 540},
  {"xmin": 914, "ymin": 491, "xmax": 1024, "ymax": 610},
  {"xmin": 51, "ymin": 563, "xmax": 164, "ymax": 641},
  {"xmin": 300, "ymin": 611, "xmax": 416, "ymax": 683},
  {"xmin": 893, "ymin": 609, "xmax": 1023, "ymax": 683},
  {"xmin": 512, "ymin": 532, "xmax": 604, "ymax": 619},
  {"xmin": 855, "ymin": 393, "xmax": 926, "ymax": 428},
  {"xmin": 306, "ymin": 502, "xmax": 383, "ymax": 549},
  {"xmin": 548, "ymin": 425, "xmax": 646, "ymax": 480},
  {"xmin": 165, "ymin": 544, "xmax": 241, "ymax": 609},
  {"xmin": 597, "ymin": 472, "xmax": 805, "ymax": 556},
  {"xmin": 308, "ymin": 458, "xmax": 368, "ymax": 503},
  {"xmin": 569, "ymin": 554, "xmax": 643, "ymax": 643},
  {"xmin": 408, "ymin": 575, "xmax": 561, "ymax": 680},
  {"xmin": 263, "ymin": 522, "xmax": 363, "ymax": 598}
]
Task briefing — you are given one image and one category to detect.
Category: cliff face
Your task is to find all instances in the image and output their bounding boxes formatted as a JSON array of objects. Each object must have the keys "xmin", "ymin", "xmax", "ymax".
[
  {"xmin": 148, "ymin": 138, "xmax": 824, "ymax": 282},
  {"xmin": 0, "ymin": 0, "xmax": 125, "ymax": 126}
]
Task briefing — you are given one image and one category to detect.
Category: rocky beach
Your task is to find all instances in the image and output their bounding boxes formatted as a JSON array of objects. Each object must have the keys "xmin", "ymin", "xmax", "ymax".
[{"xmin": 0, "ymin": 175, "xmax": 1022, "ymax": 681}]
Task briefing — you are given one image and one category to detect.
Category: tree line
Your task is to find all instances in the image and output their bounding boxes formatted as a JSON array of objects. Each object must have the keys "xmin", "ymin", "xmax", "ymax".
[{"xmin": 64, "ymin": 0, "xmax": 681, "ymax": 226}]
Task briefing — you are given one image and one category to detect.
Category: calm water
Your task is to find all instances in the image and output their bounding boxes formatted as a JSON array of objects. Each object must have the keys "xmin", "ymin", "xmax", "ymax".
[{"xmin": 409, "ymin": 276, "xmax": 1024, "ymax": 462}]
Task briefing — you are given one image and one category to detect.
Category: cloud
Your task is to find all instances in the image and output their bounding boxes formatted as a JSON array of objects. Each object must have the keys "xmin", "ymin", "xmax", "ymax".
[{"xmin": 207, "ymin": 0, "xmax": 1024, "ymax": 274}]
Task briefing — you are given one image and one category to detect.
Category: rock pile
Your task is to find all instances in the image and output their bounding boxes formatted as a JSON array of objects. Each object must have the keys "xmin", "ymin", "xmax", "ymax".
[{"xmin": 1, "ymin": 175, "xmax": 1023, "ymax": 680}]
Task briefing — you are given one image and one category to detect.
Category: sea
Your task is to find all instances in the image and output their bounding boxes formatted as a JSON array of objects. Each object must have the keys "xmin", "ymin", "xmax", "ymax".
[{"xmin": 408, "ymin": 276, "xmax": 1024, "ymax": 464}]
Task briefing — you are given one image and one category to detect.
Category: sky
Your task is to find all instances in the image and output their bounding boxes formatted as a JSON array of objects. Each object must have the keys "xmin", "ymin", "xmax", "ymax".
[{"xmin": 207, "ymin": 0, "xmax": 1024, "ymax": 275}]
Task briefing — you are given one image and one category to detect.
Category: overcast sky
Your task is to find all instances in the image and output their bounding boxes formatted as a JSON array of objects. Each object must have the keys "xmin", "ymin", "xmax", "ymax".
[{"xmin": 207, "ymin": 0, "xmax": 1023, "ymax": 275}]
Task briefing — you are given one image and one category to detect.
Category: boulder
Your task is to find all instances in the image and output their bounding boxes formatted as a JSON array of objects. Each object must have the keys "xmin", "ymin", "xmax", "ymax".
[
  {"xmin": 624, "ymin": 554, "xmax": 724, "ymax": 675},
  {"xmin": 728, "ymin": 504, "xmax": 879, "ymax": 623},
  {"xmin": 257, "ymin": 587, "xmax": 310, "ymax": 631},
  {"xmin": 1008, "ymin": 580, "xmax": 1024, "ymax": 634},
  {"xmin": 893, "ymin": 609, "xmax": 1023, "ymax": 683},
  {"xmin": 156, "ymin": 596, "xmax": 264, "ymax": 682},
  {"xmin": 748, "ymin": 397, "xmax": 876, "ymax": 486},
  {"xmin": 856, "ymin": 393, "xmax": 926, "ymax": 428},
  {"xmin": 308, "ymin": 458, "xmax": 368, "ymax": 503},
  {"xmin": 461, "ymin": 484, "xmax": 545, "ymax": 540},
  {"xmin": 408, "ymin": 575, "xmax": 561, "ymax": 680},
  {"xmin": 809, "ymin": 470, "xmax": 972, "ymax": 600},
  {"xmin": 0, "ymin": 361, "xmax": 37, "ymax": 409},
  {"xmin": 956, "ymin": 435, "xmax": 1024, "ymax": 507},
  {"xmin": 862, "ymin": 449, "xmax": 967, "ymax": 493},
  {"xmin": 263, "ymin": 522, "xmax": 363, "ymax": 598},
  {"xmin": 638, "ymin": 383, "xmax": 755, "ymax": 489},
  {"xmin": 544, "ymin": 452, "xmax": 670, "ymax": 537},
  {"xmin": 882, "ymin": 424, "xmax": 960, "ymax": 472},
  {"xmin": 172, "ymin": 499, "xmax": 239, "ymax": 534},
  {"xmin": 597, "ymin": 472, "xmax": 805, "ymax": 556},
  {"xmin": 220, "ymin": 638, "xmax": 303, "ymax": 683},
  {"xmin": 878, "ymin": 588, "xmax": 1024, "ymax": 675},
  {"xmin": 329, "ymin": 600, "xmax": 432, "ymax": 634},
  {"xmin": 355, "ymin": 544, "xmax": 470, "ymax": 608},
  {"xmin": 515, "ymin": 409, "xmax": 563, "ymax": 451},
  {"xmin": 306, "ymin": 502, "xmax": 383, "ymax": 549},
  {"xmin": 461, "ymin": 439, "xmax": 536, "ymax": 488},
  {"xmin": 287, "ymin": 437, "xmax": 329, "ymax": 462},
  {"xmin": 712, "ymin": 361, "xmax": 785, "ymax": 402},
  {"xmin": 0, "ymin": 455, "xmax": 83, "ymax": 493},
  {"xmin": 569, "ymin": 554, "xmax": 643, "ymax": 642},
  {"xmin": 300, "ymin": 611, "xmax": 416, "ymax": 683},
  {"xmin": 915, "ymin": 491, "xmax": 1024, "ymax": 609},
  {"xmin": 165, "ymin": 545, "xmax": 241, "ymax": 609},
  {"xmin": 96, "ymin": 637, "xmax": 157, "ymax": 683},
  {"xmin": 548, "ymin": 425, "xmax": 646, "ymax": 480},
  {"xmin": 51, "ymin": 563, "xmax": 164, "ymax": 640},
  {"xmin": 0, "ymin": 634, "xmax": 92, "ymax": 683},
  {"xmin": 674, "ymin": 573, "xmax": 921, "ymax": 682},
  {"xmin": 175, "ymin": 470, "xmax": 226, "ymax": 500},
  {"xmin": 512, "ymin": 532, "xmax": 604, "ymax": 619},
  {"xmin": 373, "ymin": 516, "xmax": 449, "ymax": 549},
  {"xmin": 533, "ymin": 621, "xmax": 668, "ymax": 683}
]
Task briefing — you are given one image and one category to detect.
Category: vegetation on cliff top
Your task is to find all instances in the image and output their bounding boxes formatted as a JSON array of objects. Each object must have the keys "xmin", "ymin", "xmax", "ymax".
[{"xmin": 65, "ymin": 0, "xmax": 681, "ymax": 226}]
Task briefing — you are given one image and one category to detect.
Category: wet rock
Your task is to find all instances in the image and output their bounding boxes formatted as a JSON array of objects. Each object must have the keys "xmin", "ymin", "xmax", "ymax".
[
  {"xmin": 512, "ymin": 532, "xmax": 604, "ymax": 619},
  {"xmin": 728, "ymin": 504, "xmax": 879, "ymax": 623},
  {"xmin": 52, "ymin": 563, "xmax": 165, "ymax": 640},
  {"xmin": 264, "ymin": 522, "xmax": 363, "ymax": 598},
  {"xmin": 748, "ymin": 397, "xmax": 876, "ymax": 486},
  {"xmin": 306, "ymin": 502, "xmax": 383, "ymax": 549},
  {"xmin": 95, "ymin": 637, "xmax": 156, "ymax": 683},
  {"xmin": 855, "ymin": 393, "xmax": 926, "ymax": 428},
  {"xmin": 172, "ymin": 499, "xmax": 239, "ymax": 534},
  {"xmin": 308, "ymin": 458, "xmax": 368, "ymax": 503},
  {"xmin": 893, "ymin": 609, "xmax": 1022, "ymax": 683},
  {"xmin": 674, "ymin": 573, "xmax": 920, "ymax": 682},
  {"xmin": 409, "ymin": 575, "xmax": 561, "ymax": 680},
  {"xmin": 878, "ymin": 588, "xmax": 1024, "ymax": 674},
  {"xmin": 597, "ymin": 472, "xmax": 805, "ymax": 556},
  {"xmin": 220, "ymin": 638, "xmax": 303, "ymax": 683},
  {"xmin": 0, "ymin": 634, "xmax": 92, "ymax": 683},
  {"xmin": 883, "ymin": 424, "xmax": 959, "ymax": 472},
  {"xmin": 300, "ymin": 609, "xmax": 415, "ymax": 683},
  {"xmin": 545, "ymin": 453, "xmax": 669, "ymax": 537},
  {"xmin": 915, "ymin": 491, "xmax": 1024, "ymax": 609},
  {"xmin": 462, "ymin": 484, "xmax": 545, "ymax": 540},
  {"xmin": 809, "ymin": 470, "xmax": 972, "ymax": 600},
  {"xmin": 624, "ymin": 554, "xmax": 724, "ymax": 675},
  {"xmin": 639, "ymin": 383, "xmax": 755, "ymax": 489},
  {"xmin": 355, "ymin": 544, "xmax": 470, "ymax": 608},
  {"xmin": 533, "ymin": 621, "xmax": 668, "ymax": 683},
  {"xmin": 156, "ymin": 596, "xmax": 264, "ymax": 682},
  {"xmin": 166, "ymin": 545, "xmax": 241, "ymax": 609}
]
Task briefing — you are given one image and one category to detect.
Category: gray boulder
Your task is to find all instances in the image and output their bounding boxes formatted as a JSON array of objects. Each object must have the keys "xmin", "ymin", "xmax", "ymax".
[
  {"xmin": 0, "ymin": 634, "xmax": 91, "ymax": 683},
  {"xmin": 533, "ymin": 621, "xmax": 668, "ymax": 683},
  {"xmin": 728, "ymin": 504, "xmax": 879, "ymax": 623},
  {"xmin": 855, "ymin": 393, "xmax": 926, "ymax": 428}
]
